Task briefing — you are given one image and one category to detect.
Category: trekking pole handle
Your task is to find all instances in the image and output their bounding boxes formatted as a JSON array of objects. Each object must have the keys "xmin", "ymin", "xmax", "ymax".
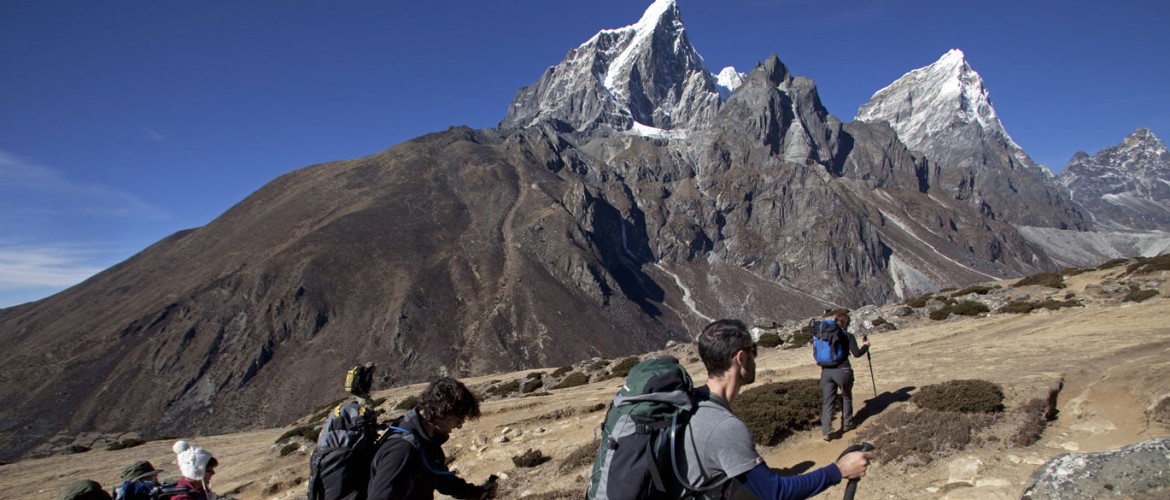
[{"xmin": 838, "ymin": 442, "xmax": 875, "ymax": 500}]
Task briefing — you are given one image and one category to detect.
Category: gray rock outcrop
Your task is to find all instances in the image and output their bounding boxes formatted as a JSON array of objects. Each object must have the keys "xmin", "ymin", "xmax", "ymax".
[{"xmin": 1021, "ymin": 438, "xmax": 1170, "ymax": 498}]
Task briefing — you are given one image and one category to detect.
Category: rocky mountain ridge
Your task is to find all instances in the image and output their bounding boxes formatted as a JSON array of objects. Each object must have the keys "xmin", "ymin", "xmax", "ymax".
[{"xmin": 1058, "ymin": 128, "xmax": 1170, "ymax": 231}]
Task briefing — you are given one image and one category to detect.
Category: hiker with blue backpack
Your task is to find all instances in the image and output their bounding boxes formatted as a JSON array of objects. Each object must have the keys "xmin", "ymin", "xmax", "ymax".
[
  {"xmin": 811, "ymin": 313, "xmax": 869, "ymax": 442},
  {"xmin": 366, "ymin": 377, "xmax": 498, "ymax": 500}
]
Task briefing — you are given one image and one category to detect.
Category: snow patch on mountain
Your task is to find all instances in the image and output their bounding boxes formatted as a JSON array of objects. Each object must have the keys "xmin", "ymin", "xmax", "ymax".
[{"xmin": 714, "ymin": 66, "xmax": 744, "ymax": 99}]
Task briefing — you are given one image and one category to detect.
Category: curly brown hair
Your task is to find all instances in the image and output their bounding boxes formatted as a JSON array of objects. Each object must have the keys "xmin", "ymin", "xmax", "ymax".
[{"xmin": 418, "ymin": 377, "xmax": 481, "ymax": 422}]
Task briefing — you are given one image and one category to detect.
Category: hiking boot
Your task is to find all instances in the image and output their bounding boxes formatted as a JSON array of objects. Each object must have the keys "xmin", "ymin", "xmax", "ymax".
[
  {"xmin": 822, "ymin": 434, "xmax": 832, "ymax": 442},
  {"xmin": 841, "ymin": 423, "xmax": 854, "ymax": 432}
]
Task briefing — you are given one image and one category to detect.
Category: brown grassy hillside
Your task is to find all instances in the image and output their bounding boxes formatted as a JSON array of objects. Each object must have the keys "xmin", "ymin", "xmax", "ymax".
[{"xmin": 4, "ymin": 266, "xmax": 1170, "ymax": 499}]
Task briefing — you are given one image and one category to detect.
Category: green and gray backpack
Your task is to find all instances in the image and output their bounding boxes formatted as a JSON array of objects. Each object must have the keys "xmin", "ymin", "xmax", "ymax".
[{"xmin": 587, "ymin": 356, "xmax": 727, "ymax": 500}]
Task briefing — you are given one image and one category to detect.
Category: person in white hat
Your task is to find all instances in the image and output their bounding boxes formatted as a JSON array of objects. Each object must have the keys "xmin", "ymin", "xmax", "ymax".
[{"xmin": 171, "ymin": 441, "xmax": 218, "ymax": 500}]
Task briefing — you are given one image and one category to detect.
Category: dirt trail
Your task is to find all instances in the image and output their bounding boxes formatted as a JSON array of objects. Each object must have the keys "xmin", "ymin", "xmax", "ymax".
[{"xmin": 4, "ymin": 269, "xmax": 1170, "ymax": 499}]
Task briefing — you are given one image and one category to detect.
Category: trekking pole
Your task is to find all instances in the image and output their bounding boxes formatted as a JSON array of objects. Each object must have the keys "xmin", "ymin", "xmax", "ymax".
[
  {"xmin": 864, "ymin": 335, "xmax": 877, "ymax": 399},
  {"xmin": 838, "ymin": 442, "xmax": 876, "ymax": 500}
]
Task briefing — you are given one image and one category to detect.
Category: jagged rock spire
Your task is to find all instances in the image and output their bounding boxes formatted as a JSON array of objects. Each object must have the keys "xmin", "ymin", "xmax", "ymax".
[{"xmin": 500, "ymin": 0, "xmax": 722, "ymax": 133}]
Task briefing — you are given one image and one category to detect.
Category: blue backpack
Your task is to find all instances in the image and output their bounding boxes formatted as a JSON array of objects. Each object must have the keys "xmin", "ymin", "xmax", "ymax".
[
  {"xmin": 811, "ymin": 319, "xmax": 848, "ymax": 367},
  {"xmin": 112, "ymin": 481, "xmax": 193, "ymax": 500}
]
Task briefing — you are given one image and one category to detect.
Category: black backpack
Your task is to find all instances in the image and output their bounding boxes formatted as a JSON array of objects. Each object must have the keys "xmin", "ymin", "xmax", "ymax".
[
  {"xmin": 307, "ymin": 399, "xmax": 380, "ymax": 500},
  {"xmin": 586, "ymin": 356, "xmax": 731, "ymax": 500}
]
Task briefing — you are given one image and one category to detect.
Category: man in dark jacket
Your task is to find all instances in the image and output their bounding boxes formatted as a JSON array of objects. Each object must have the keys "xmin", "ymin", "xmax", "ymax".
[
  {"xmin": 367, "ymin": 377, "xmax": 497, "ymax": 500},
  {"xmin": 819, "ymin": 313, "xmax": 870, "ymax": 441}
]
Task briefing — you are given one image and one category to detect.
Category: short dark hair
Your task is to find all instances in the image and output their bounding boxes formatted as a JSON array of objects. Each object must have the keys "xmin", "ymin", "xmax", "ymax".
[
  {"xmin": 418, "ymin": 377, "xmax": 481, "ymax": 422},
  {"xmin": 835, "ymin": 313, "xmax": 851, "ymax": 326},
  {"xmin": 697, "ymin": 319, "xmax": 754, "ymax": 376}
]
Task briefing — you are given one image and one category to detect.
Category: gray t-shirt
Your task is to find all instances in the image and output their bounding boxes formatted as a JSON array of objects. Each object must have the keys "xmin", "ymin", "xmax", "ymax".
[{"xmin": 680, "ymin": 389, "xmax": 763, "ymax": 499}]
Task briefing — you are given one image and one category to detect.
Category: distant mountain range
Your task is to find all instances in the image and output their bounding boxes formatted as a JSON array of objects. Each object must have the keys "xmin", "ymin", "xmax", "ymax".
[{"xmin": 1, "ymin": 0, "xmax": 1166, "ymax": 461}]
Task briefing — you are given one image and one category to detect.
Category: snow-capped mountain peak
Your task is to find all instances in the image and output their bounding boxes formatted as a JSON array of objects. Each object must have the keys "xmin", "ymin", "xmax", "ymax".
[
  {"xmin": 501, "ymin": 0, "xmax": 721, "ymax": 133},
  {"xmin": 856, "ymin": 49, "xmax": 1015, "ymax": 151}
]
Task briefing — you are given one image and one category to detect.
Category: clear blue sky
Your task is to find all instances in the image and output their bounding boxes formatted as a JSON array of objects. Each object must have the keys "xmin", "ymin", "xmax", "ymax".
[{"xmin": 2, "ymin": 0, "xmax": 1167, "ymax": 308}]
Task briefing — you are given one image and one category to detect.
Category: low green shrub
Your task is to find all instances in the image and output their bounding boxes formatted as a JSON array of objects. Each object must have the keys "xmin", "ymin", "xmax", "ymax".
[
  {"xmin": 551, "ymin": 366, "xmax": 573, "ymax": 377},
  {"xmin": 950, "ymin": 285, "xmax": 994, "ymax": 297},
  {"xmin": 1126, "ymin": 254, "xmax": 1170, "ymax": 275},
  {"xmin": 1015, "ymin": 272, "xmax": 1066, "ymax": 289},
  {"xmin": 913, "ymin": 380, "xmax": 1004, "ymax": 414},
  {"xmin": 757, "ymin": 331, "xmax": 782, "ymax": 348},
  {"xmin": 589, "ymin": 359, "xmax": 611, "ymax": 371},
  {"xmin": 276, "ymin": 425, "xmax": 319, "ymax": 444},
  {"xmin": 999, "ymin": 301, "xmax": 1037, "ymax": 314},
  {"xmin": 1039, "ymin": 299, "xmax": 1082, "ymax": 310},
  {"xmin": 65, "ymin": 445, "xmax": 91, "ymax": 454},
  {"xmin": 856, "ymin": 406, "xmax": 994, "ymax": 467},
  {"xmin": 106, "ymin": 438, "xmax": 145, "ymax": 451},
  {"xmin": 395, "ymin": 395, "xmax": 419, "ymax": 410},
  {"xmin": 608, "ymin": 356, "xmax": 641, "ymax": 378},
  {"xmin": 559, "ymin": 441, "xmax": 598, "ymax": 472},
  {"xmin": 279, "ymin": 443, "xmax": 300, "ymax": 456},
  {"xmin": 512, "ymin": 448, "xmax": 551, "ymax": 468},
  {"xmin": 372, "ymin": 397, "xmax": 387, "ymax": 407},
  {"xmin": 1000, "ymin": 299, "xmax": 1082, "ymax": 314},
  {"xmin": 1149, "ymin": 396, "xmax": 1170, "ymax": 425},
  {"xmin": 1060, "ymin": 267, "xmax": 1089, "ymax": 276},
  {"xmin": 487, "ymin": 380, "xmax": 521, "ymax": 396},
  {"xmin": 929, "ymin": 301, "xmax": 989, "ymax": 320},
  {"xmin": 552, "ymin": 372, "xmax": 590, "ymax": 390},
  {"xmin": 1096, "ymin": 258, "xmax": 1130, "ymax": 270},
  {"xmin": 1012, "ymin": 396, "xmax": 1058, "ymax": 447},
  {"xmin": 734, "ymin": 379, "xmax": 821, "ymax": 446},
  {"xmin": 521, "ymin": 378, "xmax": 544, "ymax": 394},
  {"xmin": 1124, "ymin": 289, "xmax": 1159, "ymax": 302},
  {"xmin": 906, "ymin": 294, "xmax": 933, "ymax": 308}
]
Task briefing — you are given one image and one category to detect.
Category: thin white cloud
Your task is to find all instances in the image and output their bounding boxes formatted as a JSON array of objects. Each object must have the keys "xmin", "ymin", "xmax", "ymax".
[
  {"xmin": 0, "ymin": 244, "xmax": 108, "ymax": 289},
  {"xmin": 0, "ymin": 150, "xmax": 169, "ymax": 221},
  {"xmin": 138, "ymin": 126, "xmax": 165, "ymax": 142}
]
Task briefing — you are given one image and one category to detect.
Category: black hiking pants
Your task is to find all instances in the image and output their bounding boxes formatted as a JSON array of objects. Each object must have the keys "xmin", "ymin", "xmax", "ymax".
[{"xmin": 820, "ymin": 365, "xmax": 855, "ymax": 436}]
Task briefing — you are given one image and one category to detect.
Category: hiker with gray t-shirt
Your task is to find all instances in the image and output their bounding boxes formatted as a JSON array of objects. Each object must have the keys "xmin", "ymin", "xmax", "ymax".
[{"xmin": 678, "ymin": 319, "xmax": 873, "ymax": 499}]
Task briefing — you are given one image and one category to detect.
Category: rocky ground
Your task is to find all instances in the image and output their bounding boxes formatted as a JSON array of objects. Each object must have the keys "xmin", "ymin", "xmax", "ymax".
[{"xmin": 4, "ymin": 265, "xmax": 1170, "ymax": 499}]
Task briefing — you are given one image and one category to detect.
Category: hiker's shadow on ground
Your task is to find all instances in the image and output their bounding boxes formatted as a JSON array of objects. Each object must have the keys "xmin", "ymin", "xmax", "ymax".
[
  {"xmin": 772, "ymin": 461, "xmax": 816, "ymax": 476},
  {"xmin": 853, "ymin": 386, "xmax": 914, "ymax": 426}
]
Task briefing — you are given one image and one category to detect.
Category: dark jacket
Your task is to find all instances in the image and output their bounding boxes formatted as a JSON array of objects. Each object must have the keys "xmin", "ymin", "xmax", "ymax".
[{"xmin": 366, "ymin": 408, "xmax": 484, "ymax": 500}]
